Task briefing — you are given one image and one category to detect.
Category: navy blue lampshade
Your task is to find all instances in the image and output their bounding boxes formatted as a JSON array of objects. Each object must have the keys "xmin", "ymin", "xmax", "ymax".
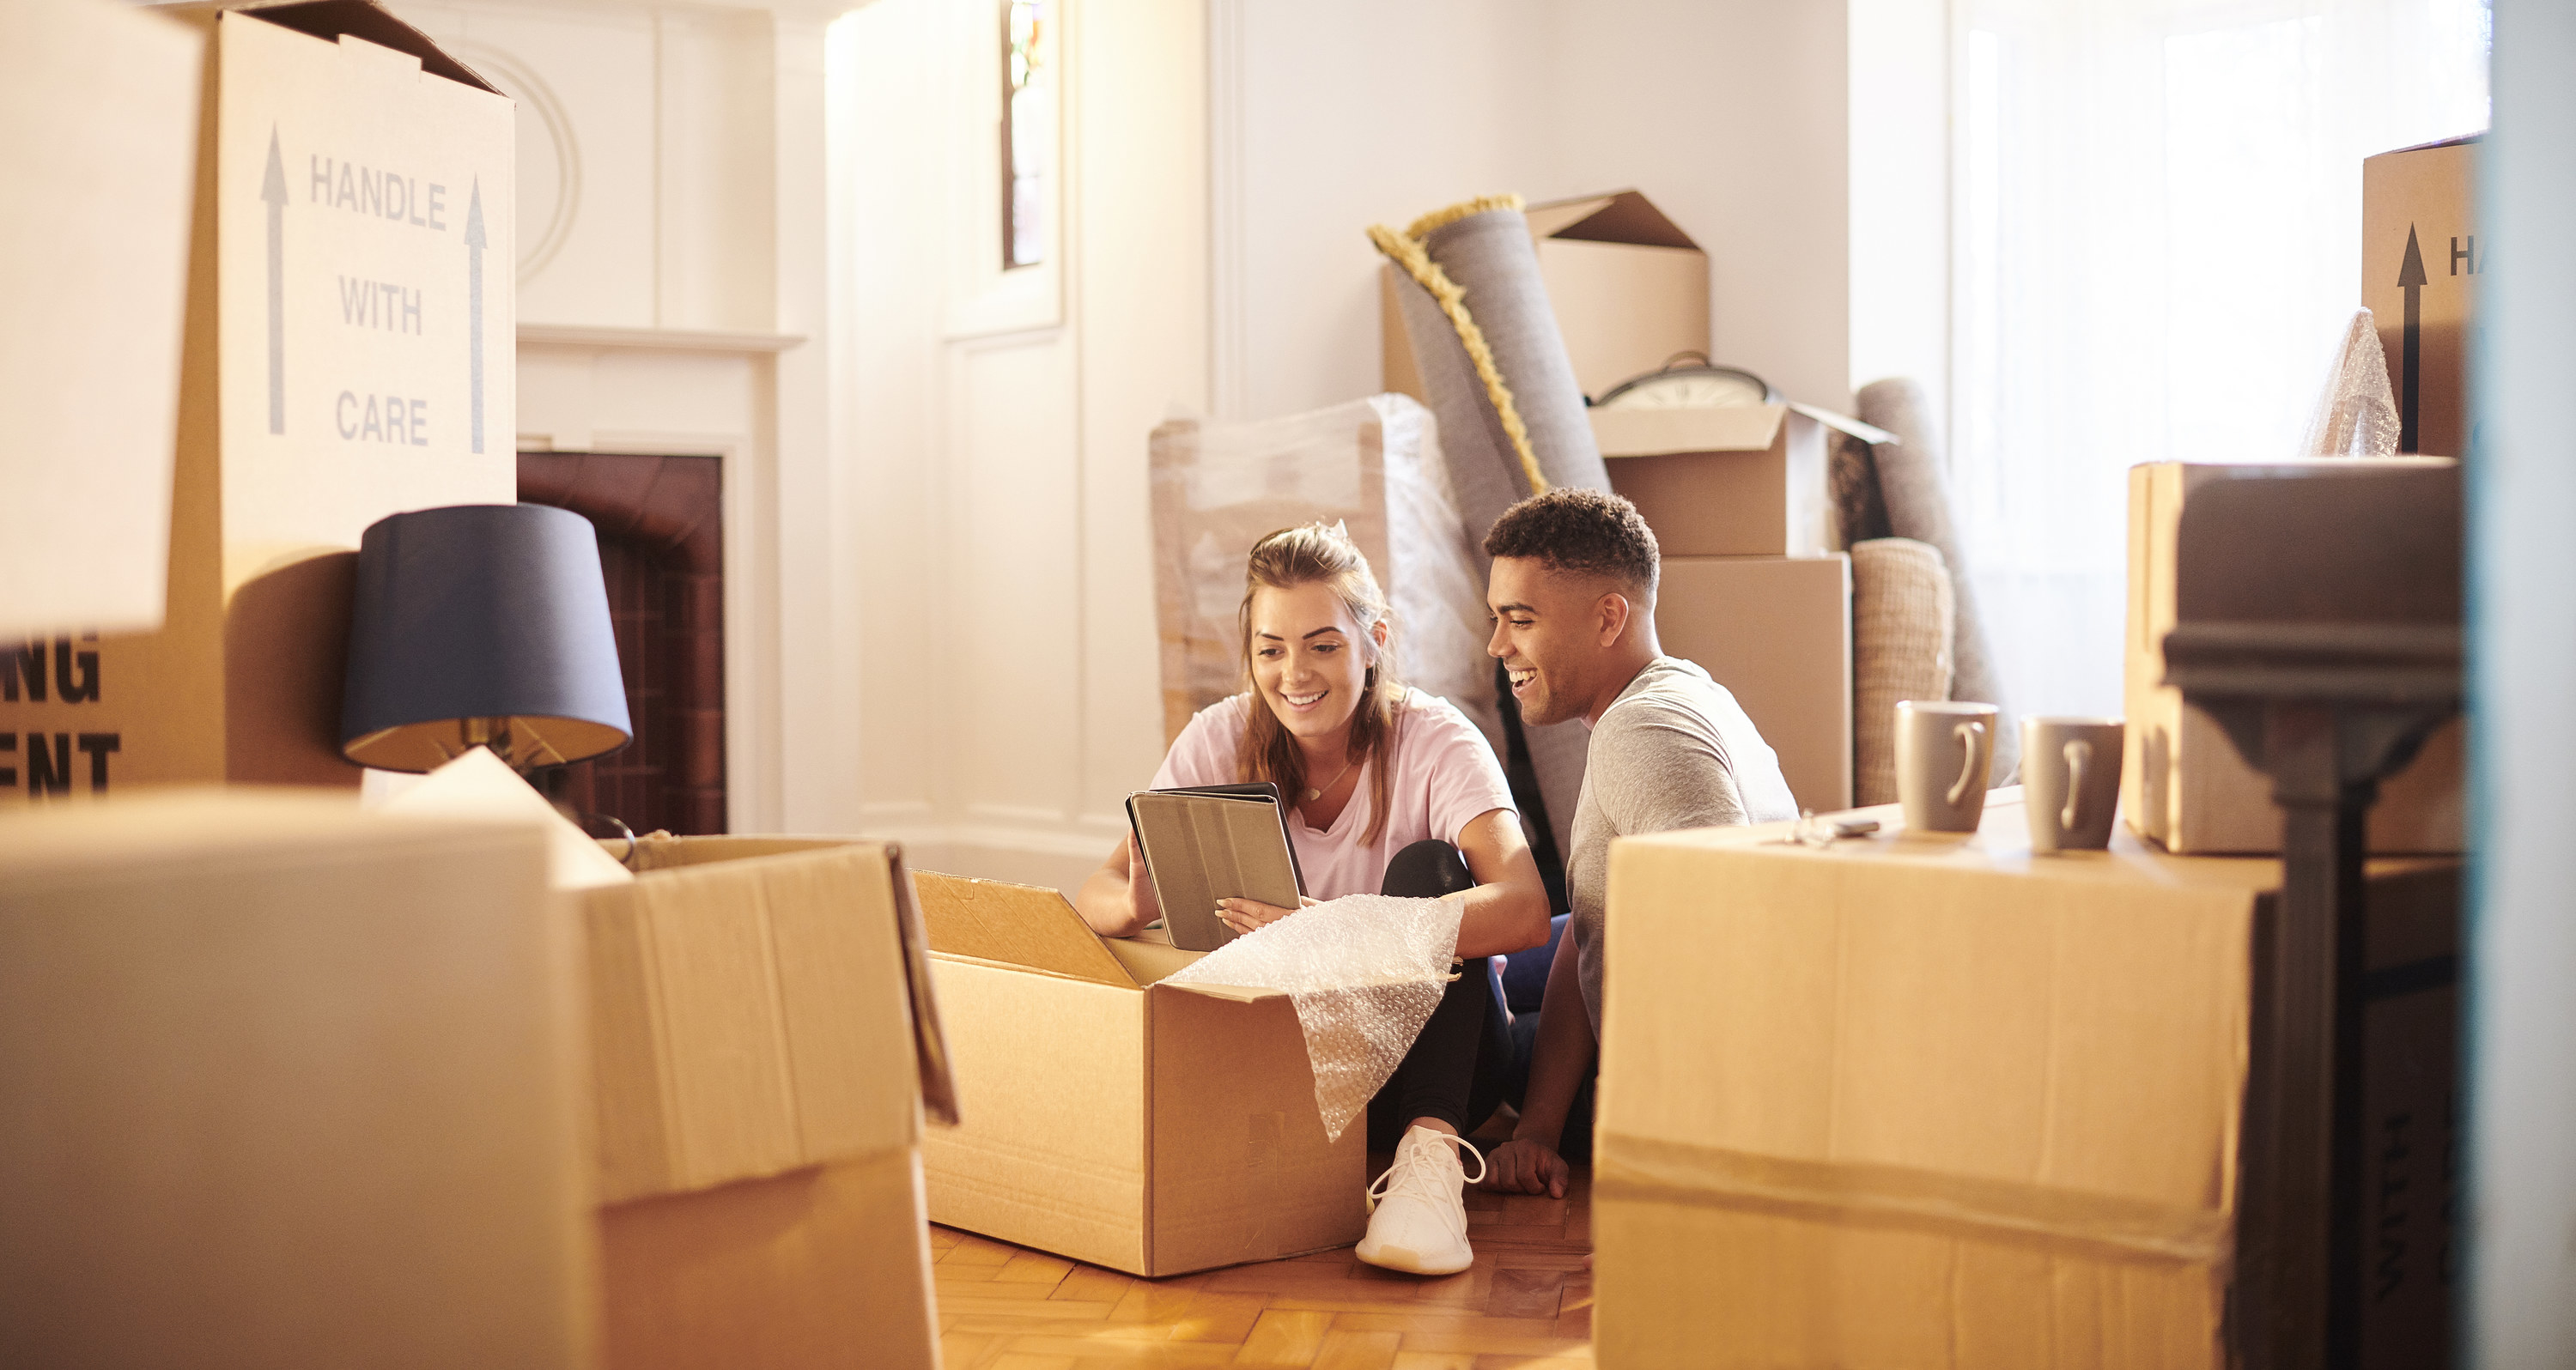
[{"xmin": 339, "ymin": 503, "xmax": 632, "ymax": 773}]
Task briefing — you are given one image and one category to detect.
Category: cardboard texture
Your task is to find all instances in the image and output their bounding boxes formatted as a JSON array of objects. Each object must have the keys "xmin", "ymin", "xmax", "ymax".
[
  {"xmin": 2362, "ymin": 136, "xmax": 2478, "ymax": 458},
  {"xmin": 1655, "ymin": 555, "xmax": 1854, "ymax": 813},
  {"xmin": 2125, "ymin": 459, "xmax": 2464, "ymax": 853},
  {"xmin": 584, "ymin": 834, "xmax": 947, "ymax": 1370},
  {"xmin": 0, "ymin": 791, "xmax": 592, "ymax": 1369},
  {"xmin": 1593, "ymin": 403, "xmax": 1832, "ymax": 558},
  {"xmin": 1595, "ymin": 794, "xmax": 2459, "ymax": 1369},
  {"xmin": 0, "ymin": 3, "xmax": 515, "ymax": 798},
  {"xmin": 598, "ymin": 1149, "xmax": 939, "ymax": 1370},
  {"xmin": 1, "ymin": 0, "xmax": 203, "ymax": 641},
  {"xmin": 1382, "ymin": 190, "xmax": 1709, "ymax": 402},
  {"xmin": 913, "ymin": 870, "xmax": 1367, "ymax": 1277}
]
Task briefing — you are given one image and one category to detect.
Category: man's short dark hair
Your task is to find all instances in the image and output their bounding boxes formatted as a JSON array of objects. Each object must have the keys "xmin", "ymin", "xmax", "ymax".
[{"xmin": 1483, "ymin": 488, "xmax": 1660, "ymax": 598}]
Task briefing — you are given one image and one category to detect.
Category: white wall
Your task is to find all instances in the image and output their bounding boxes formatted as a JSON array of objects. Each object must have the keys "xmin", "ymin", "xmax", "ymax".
[
  {"xmin": 1847, "ymin": 0, "xmax": 1950, "ymax": 419},
  {"xmin": 835, "ymin": 0, "xmax": 1204, "ymax": 890},
  {"xmin": 1218, "ymin": 0, "xmax": 1853, "ymax": 421},
  {"xmin": 2471, "ymin": 1, "xmax": 2576, "ymax": 1362}
]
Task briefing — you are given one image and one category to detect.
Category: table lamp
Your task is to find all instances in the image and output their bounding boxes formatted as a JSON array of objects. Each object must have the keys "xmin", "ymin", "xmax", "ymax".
[{"xmin": 339, "ymin": 503, "xmax": 632, "ymax": 773}]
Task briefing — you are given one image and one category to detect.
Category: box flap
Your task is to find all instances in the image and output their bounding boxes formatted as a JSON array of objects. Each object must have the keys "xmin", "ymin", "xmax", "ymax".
[
  {"xmin": 1591, "ymin": 403, "xmax": 1785, "ymax": 458},
  {"xmin": 1784, "ymin": 400, "xmax": 1898, "ymax": 446},
  {"xmin": 1103, "ymin": 929, "xmax": 1203, "ymax": 985},
  {"xmin": 234, "ymin": 0, "xmax": 501, "ymax": 94},
  {"xmin": 1527, "ymin": 189, "xmax": 1700, "ymax": 252},
  {"xmin": 912, "ymin": 870, "xmax": 1138, "ymax": 988}
]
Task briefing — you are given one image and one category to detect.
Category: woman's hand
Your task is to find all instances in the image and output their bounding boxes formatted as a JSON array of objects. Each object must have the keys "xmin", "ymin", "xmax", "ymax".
[{"xmin": 1214, "ymin": 894, "xmax": 1320, "ymax": 937}]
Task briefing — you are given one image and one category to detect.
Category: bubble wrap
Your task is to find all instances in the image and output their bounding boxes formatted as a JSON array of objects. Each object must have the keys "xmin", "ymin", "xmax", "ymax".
[
  {"xmin": 1163, "ymin": 894, "xmax": 1465, "ymax": 1143},
  {"xmin": 2300, "ymin": 307, "xmax": 2402, "ymax": 458}
]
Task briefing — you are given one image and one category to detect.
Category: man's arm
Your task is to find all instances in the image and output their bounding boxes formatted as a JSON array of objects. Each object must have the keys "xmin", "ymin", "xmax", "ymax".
[{"xmin": 1482, "ymin": 926, "xmax": 1591, "ymax": 1197}]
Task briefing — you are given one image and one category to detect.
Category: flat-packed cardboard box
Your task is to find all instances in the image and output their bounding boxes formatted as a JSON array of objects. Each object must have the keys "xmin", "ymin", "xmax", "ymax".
[
  {"xmin": 1382, "ymin": 189, "xmax": 1708, "ymax": 403},
  {"xmin": 0, "ymin": 791, "xmax": 592, "ymax": 1368},
  {"xmin": 583, "ymin": 834, "xmax": 952, "ymax": 1370},
  {"xmin": 1592, "ymin": 403, "xmax": 1831, "ymax": 558},
  {"xmin": 2363, "ymin": 136, "xmax": 2479, "ymax": 458},
  {"xmin": 1, "ymin": 1, "xmax": 515, "ymax": 797},
  {"xmin": 1595, "ymin": 794, "xmax": 2458, "ymax": 1369},
  {"xmin": 2126, "ymin": 459, "xmax": 2464, "ymax": 853},
  {"xmin": 1655, "ymin": 555, "xmax": 1853, "ymax": 813},
  {"xmin": 913, "ymin": 870, "xmax": 1366, "ymax": 1277}
]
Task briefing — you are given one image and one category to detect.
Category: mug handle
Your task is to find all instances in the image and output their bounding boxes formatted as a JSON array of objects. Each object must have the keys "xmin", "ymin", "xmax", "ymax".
[
  {"xmin": 1947, "ymin": 720, "xmax": 1988, "ymax": 805},
  {"xmin": 2061, "ymin": 739, "xmax": 2093, "ymax": 830}
]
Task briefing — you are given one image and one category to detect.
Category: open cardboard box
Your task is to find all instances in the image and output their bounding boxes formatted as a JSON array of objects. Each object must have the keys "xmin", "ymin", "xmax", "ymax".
[
  {"xmin": 582, "ymin": 834, "xmax": 954, "ymax": 1370},
  {"xmin": 913, "ymin": 870, "xmax": 1366, "ymax": 1277},
  {"xmin": 1590, "ymin": 403, "xmax": 1833, "ymax": 558}
]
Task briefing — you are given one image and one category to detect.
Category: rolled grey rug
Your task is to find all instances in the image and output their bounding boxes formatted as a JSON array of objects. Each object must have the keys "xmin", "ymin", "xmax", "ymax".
[
  {"xmin": 1855, "ymin": 377, "xmax": 2018, "ymax": 785},
  {"xmin": 1372, "ymin": 196, "xmax": 1612, "ymax": 863}
]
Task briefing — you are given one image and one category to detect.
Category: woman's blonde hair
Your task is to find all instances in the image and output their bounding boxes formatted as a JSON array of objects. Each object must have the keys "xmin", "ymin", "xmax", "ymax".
[{"xmin": 1238, "ymin": 522, "xmax": 1404, "ymax": 846}]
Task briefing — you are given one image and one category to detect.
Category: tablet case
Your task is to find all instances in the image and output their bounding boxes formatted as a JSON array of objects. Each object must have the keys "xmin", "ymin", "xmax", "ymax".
[{"xmin": 1126, "ymin": 784, "xmax": 1306, "ymax": 952}]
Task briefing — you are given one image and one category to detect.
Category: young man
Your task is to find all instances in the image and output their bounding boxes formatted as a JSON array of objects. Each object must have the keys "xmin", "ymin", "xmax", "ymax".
[{"xmin": 1478, "ymin": 488, "xmax": 1799, "ymax": 1197}]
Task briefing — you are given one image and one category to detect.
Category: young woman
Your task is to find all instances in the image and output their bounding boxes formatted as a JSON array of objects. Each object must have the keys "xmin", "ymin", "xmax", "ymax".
[{"xmin": 1077, "ymin": 521, "xmax": 1552, "ymax": 1276}]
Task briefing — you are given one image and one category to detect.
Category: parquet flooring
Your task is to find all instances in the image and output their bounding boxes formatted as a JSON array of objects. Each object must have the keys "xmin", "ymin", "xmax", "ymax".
[{"xmin": 929, "ymin": 1167, "xmax": 1595, "ymax": 1369}]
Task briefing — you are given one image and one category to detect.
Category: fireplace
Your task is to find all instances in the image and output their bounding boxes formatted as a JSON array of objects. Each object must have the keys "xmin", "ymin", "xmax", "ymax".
[{"xmin": 518, "ymin": 452, "xmax": 726, "ymax": 836}]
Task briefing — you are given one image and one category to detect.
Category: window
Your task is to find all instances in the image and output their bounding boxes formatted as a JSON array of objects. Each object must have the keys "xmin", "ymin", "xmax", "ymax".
[
  {"xmin": 1002, "ymin": 0, "xmax": 1048, "ymax": 270},
  {"xmin": 1949, "ymin": 0, "xmax": 2490, "ymax": 717}
]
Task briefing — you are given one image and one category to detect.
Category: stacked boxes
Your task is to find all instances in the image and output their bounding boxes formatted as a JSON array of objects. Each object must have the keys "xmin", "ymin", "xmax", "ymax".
[
  {"xmin": 0, "ymin": 3, "xmax": 515, "ymax": 796},
  {"xmin": 1595, "ymin": 404, "xmax": 1855, "ymax": 813},
  {"xmin": 581, "ymin": 835, "xmax": 951, "ymax": 1370}
]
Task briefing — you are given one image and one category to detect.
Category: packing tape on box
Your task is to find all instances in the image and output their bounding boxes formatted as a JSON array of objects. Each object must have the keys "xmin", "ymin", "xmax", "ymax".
[
  {"xmin": 1595, "ymin": 1132, "xmax": 2230, "ymax": 1266},
  {"xmin": 1166, "ymin": 894, "xmax": 1466, "ymax": 1143}
]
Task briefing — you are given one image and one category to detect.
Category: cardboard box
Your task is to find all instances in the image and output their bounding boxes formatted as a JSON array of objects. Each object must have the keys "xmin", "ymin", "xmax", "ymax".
[
  {"xmin": 2364, "ymin": 136, "xmax": 2479, "ymax": 458},
  {"xmin": 913, "ymin": 870, "xmax": 1366, "ymax": 1277},
  {"xmin": 1383, "ymin": 189, "xmax": 1708, "ymax": 403},
  {"xmin": 0, "ymin": 2, "xmax": 515, "ymax": 797},
  {"xmin": 1592, "ymin": 403, "xmax": 1831, "ymax": 558},
  {"xmin": 2125, "ymin": 459, "xmax": 2464, "ymax": 853},
  {"xmin": 1654, "ymin": 555, "xmax": 1853, "ymax": 813},
  {"xmin": 0, "ymin": 791, "xmax": 592, "ymax": 1368},
  {"xmin": 1595, "ymin": 794, "xmax": 2458, "ymax": 1368},
  {"xmin": 584, "ymin": 834, "xmax": 950, "ymax": 1370},
  {"xmin": 0, "ymin": 0, "xmax": 202, "ymax": 641}
]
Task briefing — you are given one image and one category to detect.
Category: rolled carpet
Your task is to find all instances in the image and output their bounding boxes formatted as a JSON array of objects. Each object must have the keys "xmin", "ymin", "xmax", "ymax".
[
  {"xmin": 1372, "ymin": 196, "xmax": 1612, "ymax": 864},
  {"xmin": 1850, "ymin": 537, "xmax": 1956, "ymax": 807},
  {"xmin": 1855, "ymin": 377, "xmax": 2018, "ymax": 785}
]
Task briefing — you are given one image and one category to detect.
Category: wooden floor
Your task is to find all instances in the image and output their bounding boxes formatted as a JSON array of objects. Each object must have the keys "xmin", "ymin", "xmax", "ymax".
[{"xmin": 929, "ymin": 1167, "xmax": 1595, "ymax": 1369}]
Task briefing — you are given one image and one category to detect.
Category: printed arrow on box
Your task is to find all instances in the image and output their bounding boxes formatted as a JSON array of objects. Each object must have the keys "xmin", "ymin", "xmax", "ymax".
[
  {"xmin": 2397, "ymin": 223, "xmax": 2427, "ymax": 453},
  {"xmin": 466, "ymin": 173, "xmax": 484, "ymax": 456},
  {"xmin": 262, "ymin": 127, "xmax": 288, "ymax": 435}
]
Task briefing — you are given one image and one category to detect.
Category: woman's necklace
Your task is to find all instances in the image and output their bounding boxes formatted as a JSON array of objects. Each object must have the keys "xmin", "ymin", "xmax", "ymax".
[{"xmin": 1303, "ymin": 755, "xmax": 1358, "ymax": 802}]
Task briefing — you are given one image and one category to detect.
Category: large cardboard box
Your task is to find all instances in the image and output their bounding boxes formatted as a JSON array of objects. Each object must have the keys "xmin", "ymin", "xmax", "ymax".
[
  {"xmin": 0, "ymin": 792, "xmax": 592, "ymax": 1368},
  {"xmin": 2363, "ymin": 136, "xmax": 2479, "ymax": 458},
  {"xmin": 1, "ymin": 0, "xmax": 203, "ymax": 642},
  {"xmin": 1383, "ymin": 189, "xmax": 1708, "ymax": 403},
  {"xmin": 583, "ymin": 834, "xmax": 951, "ymax": 1370},
  {"xmin": 913, "ymin": 870, "xmax": 1367, "ymax": 1277},
  {"xmin": 0, "ymin": 2, "xmax": 515, "ymax": 797},
  {"xmin": 1595, "ymin": 794, "xmax": 2458, "ymax": 1368},
  {"xmin": 1655, "ymin": 555, "xmax": 1853, "ymax": 813},
  {"xmin": 1592, "ymin": 403, "xmax": 1831, "ymax": 558},
  {"xmin": 2125, "ymin": 459, "xmax": 2464, "ymax": 853}
]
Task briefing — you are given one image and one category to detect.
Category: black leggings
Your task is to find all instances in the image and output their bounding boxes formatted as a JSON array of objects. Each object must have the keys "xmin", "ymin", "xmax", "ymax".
[{"xmin": 1364, "ymin": 840, "xmax": 1516, "ymax": 1151}]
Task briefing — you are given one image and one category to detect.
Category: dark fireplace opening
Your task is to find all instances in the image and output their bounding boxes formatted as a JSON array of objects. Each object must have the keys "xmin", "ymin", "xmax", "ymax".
[{"xmin": 517, "ymin": 452, "xmax": 726, "ymax": 836}]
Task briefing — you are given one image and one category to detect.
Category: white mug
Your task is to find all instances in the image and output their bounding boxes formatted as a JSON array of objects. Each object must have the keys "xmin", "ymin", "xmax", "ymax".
[
  {"xmin": 1895, "ymin": 700, "xmax": 1999, "ymax": 834},
  {"xmin": 2021, "ymin": 717, "xmax": 2124, "ymax": 852}
]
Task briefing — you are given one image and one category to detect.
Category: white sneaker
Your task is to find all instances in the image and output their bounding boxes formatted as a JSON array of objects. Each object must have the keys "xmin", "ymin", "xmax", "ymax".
[{"xmin": 1355, "ymin": 1125, "xmax": 1486, "ymax": 1276}]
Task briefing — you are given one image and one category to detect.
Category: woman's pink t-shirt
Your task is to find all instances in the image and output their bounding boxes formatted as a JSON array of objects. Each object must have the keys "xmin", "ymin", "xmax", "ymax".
[{"xmin": 1150, "ymin": 688, "xmax": 1517, "ymax": 900}]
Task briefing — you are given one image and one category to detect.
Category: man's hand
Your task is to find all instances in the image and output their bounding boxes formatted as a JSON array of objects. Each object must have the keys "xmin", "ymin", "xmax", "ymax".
[{"xmin": 1480, "ymin": 1137, "xmax": 1569, "ymax": 1198}]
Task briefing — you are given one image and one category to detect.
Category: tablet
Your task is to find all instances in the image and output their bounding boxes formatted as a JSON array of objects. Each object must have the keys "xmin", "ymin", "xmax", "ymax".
[{"xmin": 1126, "ymin": 783, "xmax": 1306, "ymax": 952}]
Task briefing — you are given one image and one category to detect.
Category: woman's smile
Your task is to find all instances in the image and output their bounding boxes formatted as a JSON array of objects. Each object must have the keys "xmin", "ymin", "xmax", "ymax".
[{"xmin": 1280, "ymin": 686, "xmax": 1328, "ymax": 711}]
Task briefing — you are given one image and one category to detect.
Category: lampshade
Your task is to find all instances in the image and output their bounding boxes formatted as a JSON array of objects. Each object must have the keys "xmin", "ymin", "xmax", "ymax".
[{"xmin": 339, "ymin": 503, "xmax": 632, "ymax": 773}]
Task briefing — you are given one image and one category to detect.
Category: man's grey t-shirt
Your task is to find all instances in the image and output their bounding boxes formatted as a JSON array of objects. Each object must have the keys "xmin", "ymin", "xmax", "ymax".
[{"xmin": 1567, "ymin": 656, "xmax": 1799, "ymax": 1040}]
